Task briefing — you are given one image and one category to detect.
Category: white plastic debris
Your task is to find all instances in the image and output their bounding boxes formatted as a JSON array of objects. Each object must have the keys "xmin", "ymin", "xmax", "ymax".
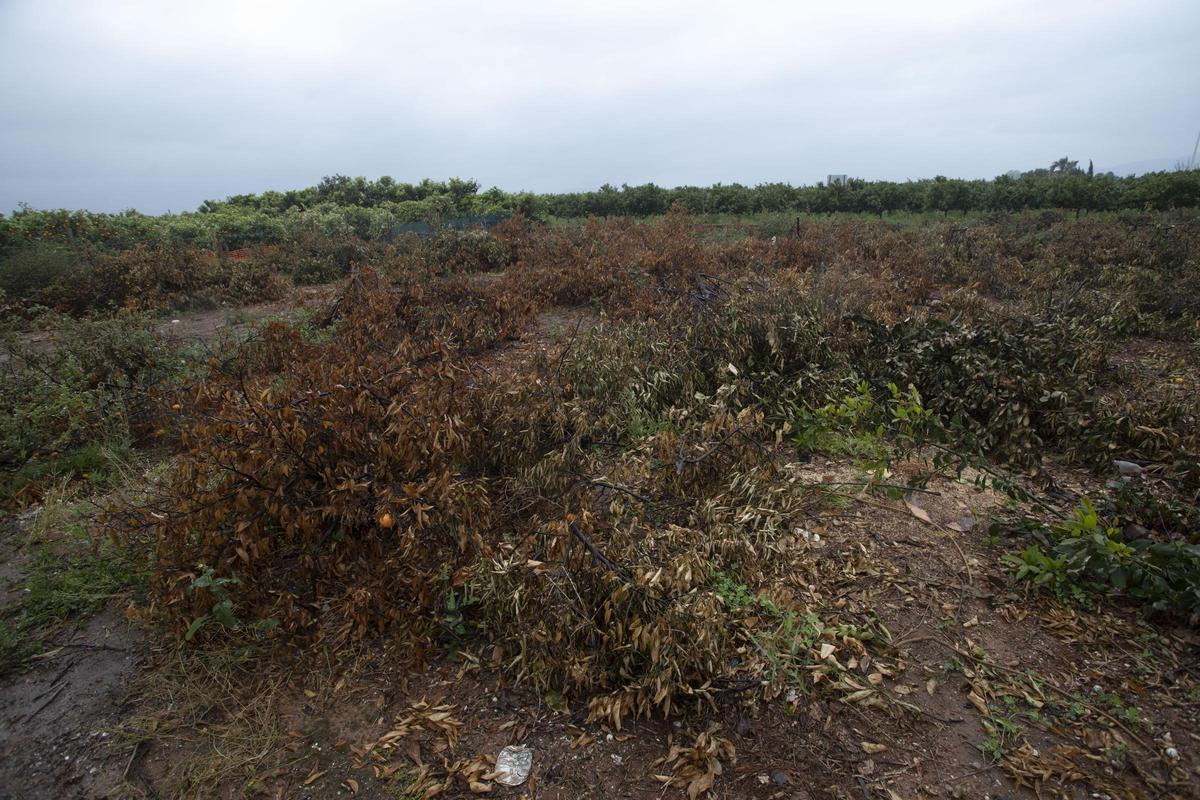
[
  {"xmin": 494, "ymin": 745, "xmax": 533, "ymax": 786},
  {"xmin": 796, "ymin": 527, "xmax": 821, "ymax": 544},
  {"xmin": 1113, "ymin": 460, "xmax": 1146, "ymax": 478}
]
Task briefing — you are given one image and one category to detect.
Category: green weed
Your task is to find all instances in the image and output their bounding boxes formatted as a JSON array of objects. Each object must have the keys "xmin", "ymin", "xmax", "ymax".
[
  {"xmin": 184, "ymin": 567, "xmax": 241, "ymax": 641},
  {"xmin": 0, "ymin": 525, "xmax": 147, "ymax": 677},
  {"xmin": 753, "ymin": 610, "xmax": 822, "ymax": 688},
  {"xmin": 1097, "ymin": 691, "xmax": 1151, "ymax": 730},
  {"xmin": 1004, "ymin": 499, "xmax": 1200, "ymax": 620},
  {"xmin": 979, "ymin": 712, "xmax": 1024, "ymax": 762}
]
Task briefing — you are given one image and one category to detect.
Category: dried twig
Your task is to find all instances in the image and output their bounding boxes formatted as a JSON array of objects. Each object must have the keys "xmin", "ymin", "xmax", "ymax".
[
  {"xmin": 567, "ymin": 521, "xmax": 633, "ymax": 585},
  {"xmin": 552, "ymin": 314, "xmax": 585, "ymax": 387}
]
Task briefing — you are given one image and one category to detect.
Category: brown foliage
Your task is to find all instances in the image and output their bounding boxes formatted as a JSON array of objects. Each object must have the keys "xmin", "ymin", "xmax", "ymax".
[
  {"xmin": 112, "ymin": 210, "xmax": 1200, "ymax": 731},
  {"xmin": 38, "ymin": 245, "xmax": 290, "ymax": 314}
]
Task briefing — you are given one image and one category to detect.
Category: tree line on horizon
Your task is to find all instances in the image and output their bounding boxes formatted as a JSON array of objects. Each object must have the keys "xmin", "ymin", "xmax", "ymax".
[
  {"xmin": 3, "ymin": 161, "xmax": 1199, "ymax": 253},
  {"xmin": 206, "ymin": 162, "xmax": 1199, "ymax": 219}
]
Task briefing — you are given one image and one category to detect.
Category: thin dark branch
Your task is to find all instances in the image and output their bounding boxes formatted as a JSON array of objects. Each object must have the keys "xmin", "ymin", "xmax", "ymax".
[{"xmin": 567, "ymin": 521, "xmax": 633, "ymax": 585}]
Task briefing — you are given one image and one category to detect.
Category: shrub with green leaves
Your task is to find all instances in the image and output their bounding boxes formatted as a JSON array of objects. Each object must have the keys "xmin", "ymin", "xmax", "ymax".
[
  {"xmin": 0, "ymin": 243, "xmax": 80, "ymax": 304},
  {"xmin": 0, "ymin": 312, "xmax": 178, "ymax": 500},
  {"xmin": 847, "ymin": 314, "xmax": 1108, "ymax": 470},
  {"xmin": 1005, "ymin": 500, "xmax": 1200, "ymax": 621}
]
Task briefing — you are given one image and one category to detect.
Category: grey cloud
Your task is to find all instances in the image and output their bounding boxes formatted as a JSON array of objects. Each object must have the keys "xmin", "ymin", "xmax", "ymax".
[{"xmin": 2, "ymin": 0, "xmax": 1197, "ymax": 213}]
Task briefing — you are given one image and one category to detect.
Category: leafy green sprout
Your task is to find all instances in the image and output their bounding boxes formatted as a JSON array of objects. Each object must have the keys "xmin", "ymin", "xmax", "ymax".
[
  {"xmin": 939, "ymin": 656, "xmax": 965, "ymax": 675},
  {"xmin": 1063, "ymin": 701, "xmax": 1087, "ymax": 721},
  {"xmin": 978, "ymin": 712, "xmax": 1024, "ymax": 762},
  {"xmin": 185, "ymin": 566, "xmax": 241, "ymax": 641},
  {"xmin": 709, "ymin": 571, "xmax": 825, "ymax": 688},
  {"xmin": 753, "ymin": 610, "xmax": 823, "ymax": 688},
  {"xmin": 1104, "ymin": 741, "xmax": 1129, "ymax": 767},
  {"xmin": 436, "ymin": 563, "xmax": 478, "ymax": 641},
  {"xmin": 1003, "ymin": 498, "xmax": 1200, "ymax": 618},
  {"xmin": 710, "ymin": 571, "xmax": 763, "ymax": 612},
  {"xmin": 1097, "ymin": 691, "xmax": 1151, "ymax": 730}
]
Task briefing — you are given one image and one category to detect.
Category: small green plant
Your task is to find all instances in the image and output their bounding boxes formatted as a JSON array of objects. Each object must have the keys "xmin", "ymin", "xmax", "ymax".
[
  {"xmin": 1104, "ymin": 740, "xmax": 1129, "ymax": 767},
  {"xmin": 1097, "ymin": 691, "xmax": 1151, "ymax": 730},
  {"xmin": 1129, "ymin": 634, "xmax": 1162, "ymax": 678},
  {"xmin": 435, "ymin": 563, "xmax": 479, "ymax": 646},
  {"xmin": 939, "ymin": 656, "xmax": 965, "ymax": 675},
  {"xmin": 792, "ymin": 381, "xmax": 886, "ymax": 464},
  {"xmin": 185, "ymin": 567, "xmax": 241, "ymax": 641},
  {"xmin": 1004, "ymin": 499, "xmax": 1200, "ymax": 620},
  {"xmin": 1062, "ymin": 700, "xmax": 1087, "ymax": 721},
  {"xmin": 711, "ymin": 571, "xmax": 780, "ymax": 615},
  {"xmin": 979, "ymin": 714, "xmax": 1023, "ymax": 762},
  {"xmin": 977, "ymin": 695, "xmax": 1035, "ymax": 762},
  {"xmin": 836, "ymin": 616, "xmax": 892, "ymax": 646},
  {"xmin": 711, "ymin": 571, "xmax": 756, "ymax": 611},
  {"xmin": 1004, "ymin": 544, "xmax": 1089, "ymax": 605},
  {"xmin": 753, "ymin": 610, "xmax": 822, "ymax": 688}
]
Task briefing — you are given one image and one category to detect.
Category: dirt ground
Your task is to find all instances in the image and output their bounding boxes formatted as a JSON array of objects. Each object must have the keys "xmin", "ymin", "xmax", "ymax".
[
  {"xmin": 3, "ymin": 283, "xmax": 338, "ymax": 366},
  {"xmin": 0, "ymin": 606, "xmax": 144, "ymax": 800},
  {"xmin": 153, "ymin": 284, "xmax": 338, "ymax": 347}
]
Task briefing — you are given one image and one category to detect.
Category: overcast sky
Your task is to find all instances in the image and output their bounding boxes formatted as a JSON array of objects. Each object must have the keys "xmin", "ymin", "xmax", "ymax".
[{"xmin": 1, "ymin": 0, "xmax": 1197, "ymax": 214}]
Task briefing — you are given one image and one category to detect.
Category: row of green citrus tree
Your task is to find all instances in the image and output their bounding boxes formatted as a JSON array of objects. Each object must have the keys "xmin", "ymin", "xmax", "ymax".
[
  {"xmin": 540, "ymin": 170, "xmax": 1200, "ymax": 218},
  {"xmin": 3, "ymin": 169, "xmax": 1198, "ymax": 254}
]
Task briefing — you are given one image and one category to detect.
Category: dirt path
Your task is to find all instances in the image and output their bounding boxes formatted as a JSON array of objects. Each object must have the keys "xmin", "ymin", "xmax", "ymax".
[
  {"xmin": 3, "ymin": 283, "xmax": 339, "ymax": 365},
  {"xmin": 0, "ymin": 606, "xmax": 145, "ymax": 800},
  {"xmin": 0, "ymin": 501, "xmax": 147, "ymax": 800},
  {"xmin": 155, "ymin": 284, "xmax": 338, "ymax": 347}
]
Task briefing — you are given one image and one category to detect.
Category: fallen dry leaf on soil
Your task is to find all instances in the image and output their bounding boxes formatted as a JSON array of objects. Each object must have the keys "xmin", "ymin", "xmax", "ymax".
[{"xmin": 903, "ymin": 499, "xmax": 932, "ymax": 524}]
